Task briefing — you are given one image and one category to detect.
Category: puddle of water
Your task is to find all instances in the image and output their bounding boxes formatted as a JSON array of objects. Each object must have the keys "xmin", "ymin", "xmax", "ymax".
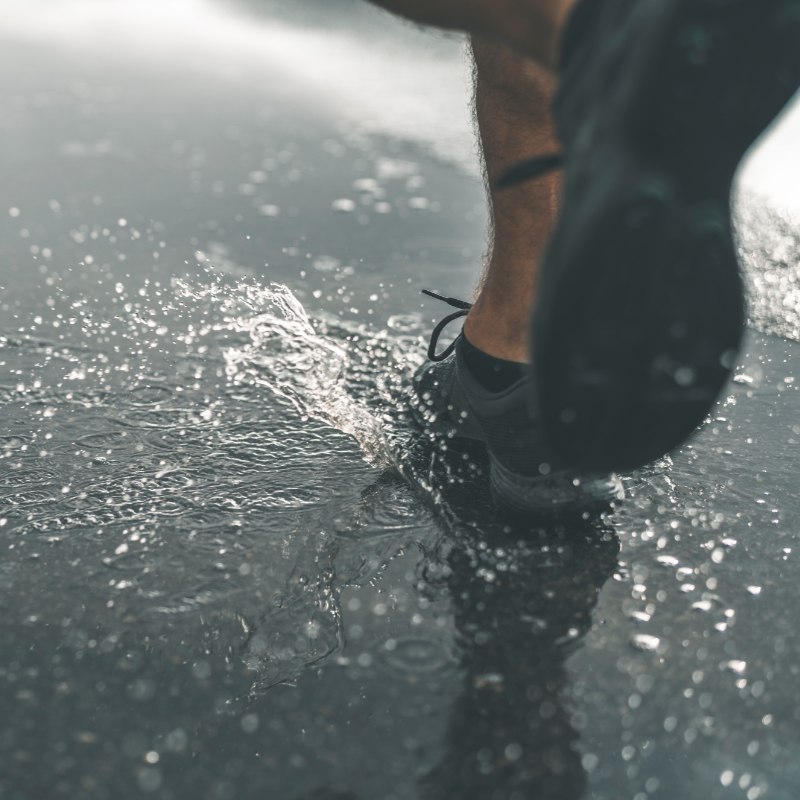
[
  {"xmin": 4, "ymin": 202, "xmax": 800, "ymax": 800},
  {"xmin": 2, "ymin": 3, "xmax": 800, "ymax": 798}
]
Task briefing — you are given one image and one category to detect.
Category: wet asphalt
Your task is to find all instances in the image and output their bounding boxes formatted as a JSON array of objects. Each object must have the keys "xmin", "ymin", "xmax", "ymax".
[{"xmin": 2, "ymin": 2, "xmax": 800, "ymax": 799}]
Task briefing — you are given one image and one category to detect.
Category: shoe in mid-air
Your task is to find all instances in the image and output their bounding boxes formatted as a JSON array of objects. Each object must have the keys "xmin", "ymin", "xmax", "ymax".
[{"xmin": 503, "ymin": 0, "xmax": 800, "ymax": 472}]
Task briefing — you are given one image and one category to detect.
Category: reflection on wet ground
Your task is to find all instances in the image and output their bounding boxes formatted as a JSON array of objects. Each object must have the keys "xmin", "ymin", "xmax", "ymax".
[{"xmin": 2, "ymin": 2, "xmax": 800, "ymax": 799}]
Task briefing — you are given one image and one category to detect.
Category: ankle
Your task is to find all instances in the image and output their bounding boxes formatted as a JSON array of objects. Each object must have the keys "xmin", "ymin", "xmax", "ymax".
[{"xmin": 463, "ymin": 307, "xmax": 530, "ymax": 364}]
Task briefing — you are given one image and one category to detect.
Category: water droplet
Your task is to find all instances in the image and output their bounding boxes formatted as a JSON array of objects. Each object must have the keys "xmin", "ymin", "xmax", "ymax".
[
  {"xmin": 582, "ymin": 753, "xmax": 599, "ymax": 772},
  {"xmin": 353, "ymin": 178, "xmax": 381, "ymax": 194},
  {"xmin": 725, "ymin": 660, "xmax": 747, "ymax": 675},
  {"xmin": 631, "ymin": 634, "xmax": 661, "ymax": 652},
  {"xmin": 241, "ymin": 713, "xmax": 260, "ymax": 734},
  {"xmin": 721, "ymin": 770, "xmax": 735, "ymax": 787},
  {"xmin": 407, "ymin": 197, "xmax": 430, "ymax": 210}
]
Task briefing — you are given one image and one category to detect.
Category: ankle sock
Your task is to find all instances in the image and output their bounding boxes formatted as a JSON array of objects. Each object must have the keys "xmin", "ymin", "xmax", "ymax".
[{"xmin": 459, "ymin": 334, "xmax": 527, "ymax": 393}]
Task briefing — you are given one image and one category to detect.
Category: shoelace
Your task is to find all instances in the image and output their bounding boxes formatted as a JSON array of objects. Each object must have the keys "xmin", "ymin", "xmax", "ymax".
[
  {"xmin": 422, "ymin": 289, "xmax": 472, "ymax": 362},
  {"xmin": 497, "ymin": 152, "xmax": 563, "ymax": 189}
]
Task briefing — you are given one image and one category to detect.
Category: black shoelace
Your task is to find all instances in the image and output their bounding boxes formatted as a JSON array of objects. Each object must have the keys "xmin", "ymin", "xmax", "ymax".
[{"xmin": 421, "ymin": 289, "xmax": 472, "ymax": 362}]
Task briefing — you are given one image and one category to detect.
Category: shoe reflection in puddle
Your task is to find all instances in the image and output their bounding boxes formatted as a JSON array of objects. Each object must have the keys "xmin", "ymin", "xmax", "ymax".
[{"xmin": 414, "ymin": 455, "xmax": 619, "ymax": 800}]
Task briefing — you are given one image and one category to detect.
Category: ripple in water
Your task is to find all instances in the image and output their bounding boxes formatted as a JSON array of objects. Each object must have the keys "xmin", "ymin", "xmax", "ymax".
[{"xmin": 381, "ymin": 636, "xmax": 456, "ymax": 676}]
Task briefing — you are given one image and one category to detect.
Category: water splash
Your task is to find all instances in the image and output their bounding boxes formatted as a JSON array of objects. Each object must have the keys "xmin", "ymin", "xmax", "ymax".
[
  {"xmin": 174, "ymin": 276, "xmax": 392, "ymax": 467},
  {"xmin": 0, "ymin": 267, "xmax": 437, "ymax": 697}
]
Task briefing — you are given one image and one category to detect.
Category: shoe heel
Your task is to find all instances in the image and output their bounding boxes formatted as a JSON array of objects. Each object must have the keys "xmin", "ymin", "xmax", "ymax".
[{"xmin": 488, "ymin": 454, "xmax": 623, "ymax": 516}]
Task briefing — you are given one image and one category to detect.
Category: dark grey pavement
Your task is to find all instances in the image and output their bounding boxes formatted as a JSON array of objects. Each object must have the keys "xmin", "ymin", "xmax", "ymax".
[{"xmin": 1, "ymin": 2, "xmax": 800, "ymax": 799}]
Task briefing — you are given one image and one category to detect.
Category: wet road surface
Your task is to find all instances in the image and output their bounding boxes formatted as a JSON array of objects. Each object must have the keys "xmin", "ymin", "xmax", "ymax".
[{"xmin": 2, "ymin": 2, "xmax": 800, "ymax": 799}]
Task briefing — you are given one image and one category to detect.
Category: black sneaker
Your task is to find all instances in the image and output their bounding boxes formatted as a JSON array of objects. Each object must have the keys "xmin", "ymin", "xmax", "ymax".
[
  {"xmin": 501, "ymin": 0, "xmax": 800, "ymax": 472},
  {"xmin": 410, "ymin": 291, "xmax": 624, "ymax": 516}
]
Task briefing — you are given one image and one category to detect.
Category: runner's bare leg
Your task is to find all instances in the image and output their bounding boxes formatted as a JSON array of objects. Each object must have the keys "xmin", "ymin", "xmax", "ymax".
[
  {"xmin": 368, "ymin": 0, "xmax": 576, "ymax": 362},
  {"xmin": 464, "ymin": 40, "xmax": 562, "ymax": 363}
]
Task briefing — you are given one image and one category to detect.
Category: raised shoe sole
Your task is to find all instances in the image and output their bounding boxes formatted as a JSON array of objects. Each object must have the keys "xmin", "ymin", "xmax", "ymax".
[{"xmin": 534, "ymin": 0, "xmax": 800, "ymax": 472}]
